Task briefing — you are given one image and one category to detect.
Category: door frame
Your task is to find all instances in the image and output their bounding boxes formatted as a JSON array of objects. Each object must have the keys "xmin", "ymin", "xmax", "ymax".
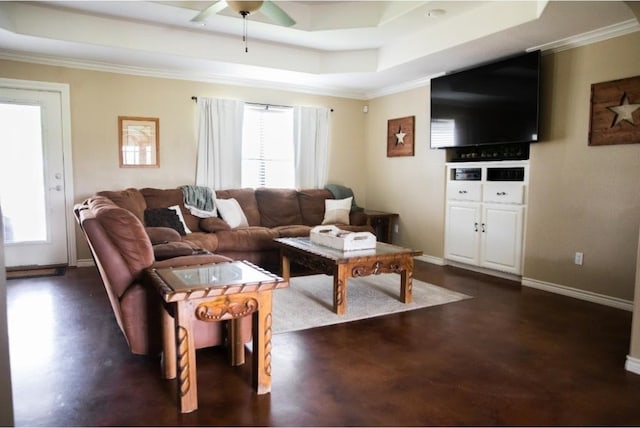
[{"xmin": 0, "ymin": 78, "xmax": 76, "ymax": 266}]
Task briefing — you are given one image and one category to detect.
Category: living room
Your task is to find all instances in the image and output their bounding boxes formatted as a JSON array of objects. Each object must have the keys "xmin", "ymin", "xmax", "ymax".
[{"xmin": 1, "ymin": 0, "xmax": 640, "ymax": 425}]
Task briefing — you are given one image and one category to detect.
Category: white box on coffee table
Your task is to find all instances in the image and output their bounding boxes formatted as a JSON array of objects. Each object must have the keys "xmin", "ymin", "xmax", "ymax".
[{"xmin": 310, "ymin": 225, "xmax": 377, "ymax": 251}]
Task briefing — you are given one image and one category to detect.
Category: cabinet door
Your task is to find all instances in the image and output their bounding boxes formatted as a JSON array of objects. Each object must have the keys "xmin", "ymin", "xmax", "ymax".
[
  {"xmin": 480, "ymin": 204, "xmax": 524, "ymax": 274},
  {"xmin": 445, "ymin": 202, "xmax": 481, "ymax": 265}
]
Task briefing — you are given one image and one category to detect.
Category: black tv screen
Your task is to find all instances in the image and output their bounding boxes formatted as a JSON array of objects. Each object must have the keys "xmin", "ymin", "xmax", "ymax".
[{"xmin": 430, "ymin": 50, "xmax": 540, "ymax": 149}]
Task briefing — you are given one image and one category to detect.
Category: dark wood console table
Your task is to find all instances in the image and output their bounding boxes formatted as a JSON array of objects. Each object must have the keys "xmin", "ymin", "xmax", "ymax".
[{"xmin": 362, "ymin": 210, "xmax": 399, "ymax": 243}]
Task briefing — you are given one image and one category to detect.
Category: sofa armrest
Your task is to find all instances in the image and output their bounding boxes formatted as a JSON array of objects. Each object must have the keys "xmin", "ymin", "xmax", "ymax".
[
  {"xmin": 152, "ymin": 242, "xmax": 195, "ymax": 260},
  {"xmin": 146, "ymin": 227, "xmax": 182, "ymax": 244}
]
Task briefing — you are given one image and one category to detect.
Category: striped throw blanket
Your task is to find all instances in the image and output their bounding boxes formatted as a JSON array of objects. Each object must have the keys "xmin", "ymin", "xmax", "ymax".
[{"xmin": 179, "ymin": 185, "xmax": 217, "ymax": 217}]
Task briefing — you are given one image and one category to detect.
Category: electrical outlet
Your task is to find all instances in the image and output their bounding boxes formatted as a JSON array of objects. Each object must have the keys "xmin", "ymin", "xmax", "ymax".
[
  {"xmin": 574, "ymin": 252, "xmax": 583, "ymax": 266},
  {"xmin": 394, "ymin": 224, "xmax": 399, "ymax": 234}
]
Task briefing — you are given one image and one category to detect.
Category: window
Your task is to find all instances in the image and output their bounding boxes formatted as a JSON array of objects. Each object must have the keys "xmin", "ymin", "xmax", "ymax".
[{"xmin": 241, "ymin": 104, "xmax": 295, "ymax": 188}]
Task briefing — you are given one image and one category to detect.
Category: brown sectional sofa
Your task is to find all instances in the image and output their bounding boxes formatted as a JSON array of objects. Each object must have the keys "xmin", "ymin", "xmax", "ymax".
[
  {"xmin": 75, "ymin": 186, "xmax": 370, "ymax": 356},
  {"xmin": 95, "ymin": 187, "xmax": 371, "ymax": 273}
]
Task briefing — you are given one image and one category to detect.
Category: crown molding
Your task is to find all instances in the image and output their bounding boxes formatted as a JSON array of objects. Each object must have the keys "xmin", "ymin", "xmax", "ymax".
[
  {"xmin": 0, "ymin": 50, "xmax": 369, "ymax": 100},
  {"xmin": 0, "ymin": 19, "xmax": 638, "ymax": 101},
  {"xmin": 528, "ymin": 18, "xmax": 640, "ymax": 54}
]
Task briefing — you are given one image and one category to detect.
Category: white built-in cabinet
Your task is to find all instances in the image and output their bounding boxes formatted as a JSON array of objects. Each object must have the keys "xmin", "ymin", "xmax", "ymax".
[{"xmin": 444, "ymin": 161, "xmax": 528, "ymax": 275}]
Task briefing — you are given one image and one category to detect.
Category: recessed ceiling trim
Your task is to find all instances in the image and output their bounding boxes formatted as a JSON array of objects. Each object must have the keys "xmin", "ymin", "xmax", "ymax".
[{"xmin": 0, "ymin": 18, "xmax": 637, "ymax": 101}]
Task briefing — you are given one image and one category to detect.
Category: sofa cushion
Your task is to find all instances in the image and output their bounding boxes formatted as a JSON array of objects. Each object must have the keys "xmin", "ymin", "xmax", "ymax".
[
  {"xmin": 144, "ymin": 207, "xmax": 186, "ymax": 235},
  {"xmin": 215, "ymin": 188, "xmax": 261, "ymax": 226},
  {"xmin": 273, "ymin": 225, "xmax": 312, "ymax": 238},
  {"xmin": 322, "ymin": 197, "xmax": 352, "ymax": 225},
  {"xmin": 140, "ymin": 188, "xmax": 200, "ymax": 233},
  {"xmin": 298, "ymin": 189, "xmax": 333, "ymax": 226},
  {"xmin": 254, "ymin": 188, "xmax": 303, "ymax": 228},
  {"xmin": 215, "ymin": 227, "xmax": 279, "ymax": 252},
  {"xmin": 96, "ymin": 188, "xmax": 147, "ymax": 222},
  {"xmin": 199, "ymin": 217, "xmax": 232, "ymax": 233},
  {"xmin": 145, "ymin": 227, "xmax": 182, "ymax": 245},
  {"xmin": 181, "ymin": 232, "xmax": 220, "ymax": 253}
]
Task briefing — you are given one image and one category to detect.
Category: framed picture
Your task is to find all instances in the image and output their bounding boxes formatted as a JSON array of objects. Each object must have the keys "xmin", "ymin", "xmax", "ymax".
[
  {"xmin": 387, "ymin": 116, "xmax": 415, "ymax": 157},
  {"xmin": 589, "ymin": 75, "xmax": 640, "ymax": 146},
  {"xmin": 118, "ymin": 116, "xmax": 159, "ymax": 167}
]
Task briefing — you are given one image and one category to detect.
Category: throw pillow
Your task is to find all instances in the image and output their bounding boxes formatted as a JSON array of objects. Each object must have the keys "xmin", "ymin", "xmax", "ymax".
[
  {"xmin": 144, "ymin": 208, "xmax": 186, "ymax": 236},
  {"xmin": 168, "ymin": 205, "xmax": 192, "ymax": 234},
  {"xmin": 216, "ymin": 198, "xmax": 249, "ymax": 229},
  {"xmin": 322, "ymin": 197, "xmax": 352, "ymax": 225}
]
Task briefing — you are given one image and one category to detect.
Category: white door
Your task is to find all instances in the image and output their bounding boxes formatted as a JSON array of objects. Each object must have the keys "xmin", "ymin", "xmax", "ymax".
[
  {"xmin": 444, "ymin": 202, "xmax": 481, "ymax": 265},
  {"xmin": 0, "ymin": 88, "xmax": 68, "ymax": 268}
]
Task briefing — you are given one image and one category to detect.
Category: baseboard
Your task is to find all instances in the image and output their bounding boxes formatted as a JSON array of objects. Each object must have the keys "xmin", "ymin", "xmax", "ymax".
[
  {"xmin": 75, "ymin": 258, "xmax": 95, "ymax": 268},
  {"xmin": 415, "ymin": 255, "xmax": 446, "ymax": 266},
  {"xmin": 445, "ymin": 260, "xmax": 522, "ymax": 282},
  {"xmin": 521, "ymin": 277, "xmax": 633, "ymax": 311},
  {"xmin": 626, "ymin": 356, "xmax": 640, "ymax": 375}
]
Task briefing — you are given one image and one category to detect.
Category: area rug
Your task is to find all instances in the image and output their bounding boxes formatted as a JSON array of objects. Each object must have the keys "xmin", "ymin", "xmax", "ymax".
[
  {"xmin": 272, "ymin": 273, "xmax": 471, "ymax": 334},
  {"xmin": 6, "ymin": 266, "xmax": 66, "ymax": 280}
]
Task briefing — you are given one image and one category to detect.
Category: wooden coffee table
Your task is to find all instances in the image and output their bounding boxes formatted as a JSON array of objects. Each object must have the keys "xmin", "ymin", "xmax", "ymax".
[
  {"xmin": 274, "ymin": 237, "xmax": 422, "ymax": 315},
  {"xmin": 145, "ymin": 260, "xmax": 288, "ymax": 413}
]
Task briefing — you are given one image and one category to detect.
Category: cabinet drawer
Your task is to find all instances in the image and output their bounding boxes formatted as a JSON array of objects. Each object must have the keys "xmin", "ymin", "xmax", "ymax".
[
  {"xmin": 483, "ymin": 182, "xmax": 524, "ymax": 204},
  {"xmin": 447, "ymin": 182, "xmax": 481, "ymax": 201}
]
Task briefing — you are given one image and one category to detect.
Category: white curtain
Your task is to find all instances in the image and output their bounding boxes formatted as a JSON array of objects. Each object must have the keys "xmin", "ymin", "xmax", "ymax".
[
  {"xmin": 293, "ymin": 106, "xmax": 330, "ymax": 189},
  {"xmin": 195, "ymin": 97, "xmax": 245, "ymax": 190}
]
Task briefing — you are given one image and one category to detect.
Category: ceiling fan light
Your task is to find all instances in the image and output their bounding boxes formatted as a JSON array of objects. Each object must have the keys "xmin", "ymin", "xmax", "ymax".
[{"xmin": 227, "ymin": 1, "xmax": 264, "ymax": 14}]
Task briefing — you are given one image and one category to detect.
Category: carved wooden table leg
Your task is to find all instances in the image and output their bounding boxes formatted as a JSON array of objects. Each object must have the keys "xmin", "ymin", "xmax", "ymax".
[
  {"xmin": 333, "ymin": 265, "xmax": 348, "ymax": 315},
  {"xmin": 252, "ymin": 290, "xmax": 273, "ymax": 394},
  {"xmin": 175, "ymin": 300, "xmax": 198, "ymax": 413},
  {"xmin": 400, "ymin": 256, "xmax": 413, "ymax": 304},
  {"xmin": 162, "ymin": 307, "xmax": 176, "ymax": 380}
]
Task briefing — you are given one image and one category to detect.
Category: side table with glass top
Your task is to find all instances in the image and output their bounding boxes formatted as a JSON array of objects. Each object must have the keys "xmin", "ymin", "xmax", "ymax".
[{"xmin": 145, "ymin": 260, "xmax": 288, "ymax": 413}]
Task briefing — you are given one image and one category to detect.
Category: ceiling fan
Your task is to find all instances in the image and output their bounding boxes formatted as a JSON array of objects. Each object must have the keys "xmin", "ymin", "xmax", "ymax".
[{"xmin": 191, "ymin": 1, "xmax": 296, "ymax": 27}]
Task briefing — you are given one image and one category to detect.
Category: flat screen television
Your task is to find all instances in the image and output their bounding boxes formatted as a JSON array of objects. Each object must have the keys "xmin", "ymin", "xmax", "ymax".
[{"xmin": 430, "ymin": 50, "xmax": 541, "ymax": 149}]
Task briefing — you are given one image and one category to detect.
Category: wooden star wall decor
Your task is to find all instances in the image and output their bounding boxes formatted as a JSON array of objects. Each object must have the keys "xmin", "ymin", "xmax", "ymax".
[
  {"xmin": 589, "ymin": 75, "xmax": 640, "ymax": 146},
  {"xmin": 387, "ymin": 116, "xmax": 415, "ymax": 157}
]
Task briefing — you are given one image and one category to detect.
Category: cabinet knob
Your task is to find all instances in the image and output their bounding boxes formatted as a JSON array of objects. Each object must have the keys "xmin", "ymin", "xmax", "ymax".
[
  {"xmin": 458, "ymin": 190, "xmax": 468, "ymax": 194},
  {"xmin": 496, "ymin": 192, "xmax": 507, "ymax": 196}
]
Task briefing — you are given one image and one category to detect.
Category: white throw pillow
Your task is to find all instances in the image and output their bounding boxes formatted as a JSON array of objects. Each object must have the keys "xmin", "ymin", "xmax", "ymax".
[
  {"xmin": 168, "ymin": 205, "xmax": 192, "ymax": 234},
  {"xmin": 322, "ymin": 197, "xmax": 352, "ymax": 225},
  {"xmin": 216, "ymin": 198, "xmax": 249, "ymax": 229}
]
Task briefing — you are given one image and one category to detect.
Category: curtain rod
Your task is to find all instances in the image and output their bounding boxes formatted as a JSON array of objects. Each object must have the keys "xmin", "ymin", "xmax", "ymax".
[{"xmin": 191, "ymin": 96, "xmax": 333, "ymax": 112}]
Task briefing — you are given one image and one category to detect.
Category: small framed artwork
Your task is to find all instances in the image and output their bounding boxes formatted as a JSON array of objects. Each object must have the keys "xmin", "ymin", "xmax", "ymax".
[
  {"xmin": 118, "ymin": 116, "xmax": 159, "ymax": 167},
  {"xmin": 589, "ymin": 75, "xmax": 640, "ymax": 146},
  {"xmin": 387, "ymin": 116, "xmax": 415, "ymax": 157}
]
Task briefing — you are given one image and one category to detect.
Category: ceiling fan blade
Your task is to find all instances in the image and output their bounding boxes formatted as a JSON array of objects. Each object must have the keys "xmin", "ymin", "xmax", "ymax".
[
  {"xmin": 191, "ymin": 0, "xmax": 228, "ymax": 22},
  {"xmin": 260, "ymin": 1, "xmax": 296, "ymax": 27}
]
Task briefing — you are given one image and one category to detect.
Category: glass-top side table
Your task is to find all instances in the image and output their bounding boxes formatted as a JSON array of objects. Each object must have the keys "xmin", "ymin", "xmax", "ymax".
[{"xmin": 146, "ymin": 260, "xmax": 288, "ymax": 413}]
